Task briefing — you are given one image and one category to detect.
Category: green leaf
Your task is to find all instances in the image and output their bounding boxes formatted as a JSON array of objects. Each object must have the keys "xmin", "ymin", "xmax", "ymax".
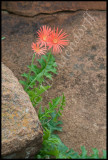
[
  {"xmin": 20, "ymin": 52, "xmax": 58, "ymax": 90},
  {"xmin": 89, "ymin": 148, "xmax": 99, "ymax": 159},
  {"xmin": 27, "ymin": 85, "xmax": 51, "ymax": 107},
  {"xmin": 19, "ymin": 80, "xmax": 27, "ymax": 87},
  {"xmin": 102, "ymin": 150, "xmax": 107, "ymax": 159},
  {"xmin": 43, "ymin": 127, "xmax": 51, "ymax": 141},
  {"xmin": 44, "ymin": 73, "xmax": 52, "ymax": 80},
  {"xmin": 37, "ymin": 57, "xmax": 46, "ymax": 69},
  {"xmin": 1, "ymin": 37, "xmax": 5, "ymax": 40},
  {"xmin": 21, "ymin": 73, "xmax": 29, "ymax": 78},
  {"xmin": 80, "ymin": 146, "xmax": 88, "ymax": 158},
  {"xmin": 27, "ymin": 64, "xmax": 41, "ymax": 75}
]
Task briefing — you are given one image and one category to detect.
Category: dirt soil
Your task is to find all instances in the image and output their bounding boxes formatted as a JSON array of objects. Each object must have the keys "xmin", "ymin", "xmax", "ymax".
[{"xmin": 2, "ymin": 10, "xmax": 106, "ymax": 156}]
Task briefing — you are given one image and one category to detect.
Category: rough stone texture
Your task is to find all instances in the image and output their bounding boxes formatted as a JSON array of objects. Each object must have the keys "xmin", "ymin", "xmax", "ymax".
[
  {"xmin": 1, "ymin": 63, "xmax": 43, "ymax": 159},
  {"xmin": 2, "ymin": 9, "xmax": 106, "ymax": 157},
  {"xmin": 2, "ymin": 1, "xmax": 106, "ymax": 16}
]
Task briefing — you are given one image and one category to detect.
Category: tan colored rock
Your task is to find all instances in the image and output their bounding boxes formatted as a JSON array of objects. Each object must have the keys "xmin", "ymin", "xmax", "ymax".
[
  {"xmin": 1, "ymin": 63, "xmax": 43, "ymax": 159},
  {"xmin": 2, "ymin": 1, "xmax": 106, "ymax": 16}
]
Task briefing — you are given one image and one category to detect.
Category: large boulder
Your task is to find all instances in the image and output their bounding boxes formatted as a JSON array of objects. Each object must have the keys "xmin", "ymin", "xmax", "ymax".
[
  {"xmin": 1, "ymin": 63, "xmax": 43, "ymax": 159},
  {"xmin": 2, "ymin": 1, "xmax": 106, "ymax": 17}
]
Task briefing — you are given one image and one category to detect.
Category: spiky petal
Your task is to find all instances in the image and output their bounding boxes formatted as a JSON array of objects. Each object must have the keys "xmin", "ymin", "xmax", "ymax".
[
  {"xmin": 31, "ymin": 42, "xmax": 46, "ymax": 56},
  {"xmin": 47, "ymin": 27, "xmax": 69, "ymax": 54},
  {"xmin": 37, "ymin": 25, "xmax": 51, "ymax": 48}
]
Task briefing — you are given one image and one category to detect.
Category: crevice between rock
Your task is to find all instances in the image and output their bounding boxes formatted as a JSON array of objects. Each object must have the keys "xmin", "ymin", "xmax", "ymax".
[{"xmin": 2, "ymin": 9, "xmax": 106, "ymax": 18}]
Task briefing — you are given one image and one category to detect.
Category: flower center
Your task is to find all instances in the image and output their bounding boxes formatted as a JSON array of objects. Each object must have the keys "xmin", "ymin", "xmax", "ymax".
[
  {"xmin": 35, "ymin": 47, "xmax": 40, "ymax": 53},
  {"xmin": 53, "ymin": 38, "xmax": 58, "ymax": 44},
  {"xmin": 43, "ymin": 36, "xmax": 47, "ymax": 41}
]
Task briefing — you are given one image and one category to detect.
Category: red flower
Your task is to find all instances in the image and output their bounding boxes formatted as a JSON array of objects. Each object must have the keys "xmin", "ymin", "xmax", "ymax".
[
  {"xmin": 47, "ymin": 27, "xmax": 69, "ymax": 54},
  {"xmin": 31, "ymin": 42, "xmax": 46, "ymax": 56},
  {"xmin": 37, "ymin": 25, "xmax": 51, "ymax": 48}
]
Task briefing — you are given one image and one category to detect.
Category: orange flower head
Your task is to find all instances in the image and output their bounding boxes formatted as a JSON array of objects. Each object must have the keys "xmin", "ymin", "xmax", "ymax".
[
  {"xmin": 47, "ymin": 27, "xmax": 69, "ymax": 54},
  {"xmin": 31, "ymin": 42, "xmax": 46, "ymax": 56},
  {"xmin": 37, "ymin": 25, "xmax": 51, "ymax": 48}
]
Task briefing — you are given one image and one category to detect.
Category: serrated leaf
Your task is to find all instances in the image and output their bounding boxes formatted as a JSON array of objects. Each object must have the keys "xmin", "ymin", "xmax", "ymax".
[
  {"xmin": 80, "ymin": 146, "xmax": 88, "ymax": 158},
  {"xmin": 27, "ymin": 85, "xmax": 50, "ymax": 107},
  {"xmin": 90, "ymin": 148, "xmax": 99, "ymax": 159},
  {"xmin": 21, "ymin": 73, "xmax": 29, "ymax": 78},
  {"xmin": 102, "ymin": 150, "xmax": 107, "ymax": 159},
  {"xmin": 43, "ymin": 127, "xmax": 51, "ymax": 140},
  {"xmin": 21, "ymin": 52, "xmax": 58, "ymax": 90},
  {"xmin": 44, "ymin": 73, "xmax": 52, "ymax": 80},
  {"xmin": 37, "ymin": 57, "xmax": 46, "ymax": 69}
]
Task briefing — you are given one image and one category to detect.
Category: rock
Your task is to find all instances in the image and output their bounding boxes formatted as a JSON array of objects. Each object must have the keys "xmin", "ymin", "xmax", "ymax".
[
  {"xmin": 2, "ymin": 10, "xmax": 106, "ymax": 156},
  {"xmin": 1, "ymin": 63, "xmax": 43, "ymax": 159},
  {"xmin": 2, "ymin": 1, "xmax": 106, "ymax": 16}
]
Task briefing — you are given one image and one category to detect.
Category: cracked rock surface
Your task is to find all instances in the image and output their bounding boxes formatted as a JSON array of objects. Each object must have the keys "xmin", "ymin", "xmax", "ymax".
[
  {"xmin": 2, "ymin": 1, "xmax": 106, "ymax": 157},
  {"xmin": 2, "ymin": 1, "xmax": 106, "ymax": 16}
]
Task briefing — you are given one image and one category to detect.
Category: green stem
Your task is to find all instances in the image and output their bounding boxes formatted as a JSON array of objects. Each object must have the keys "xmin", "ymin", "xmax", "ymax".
[
  {"xmin": 43, "ymin": 50, "xmax": 51, "ymax": 74},
  {"xmin": 25, "ymin": 53, "xmax": 36, "ymax": 91},
  {"xmin": 25, "ymin": 50, "xmax": 52, "ymax": 91}
]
